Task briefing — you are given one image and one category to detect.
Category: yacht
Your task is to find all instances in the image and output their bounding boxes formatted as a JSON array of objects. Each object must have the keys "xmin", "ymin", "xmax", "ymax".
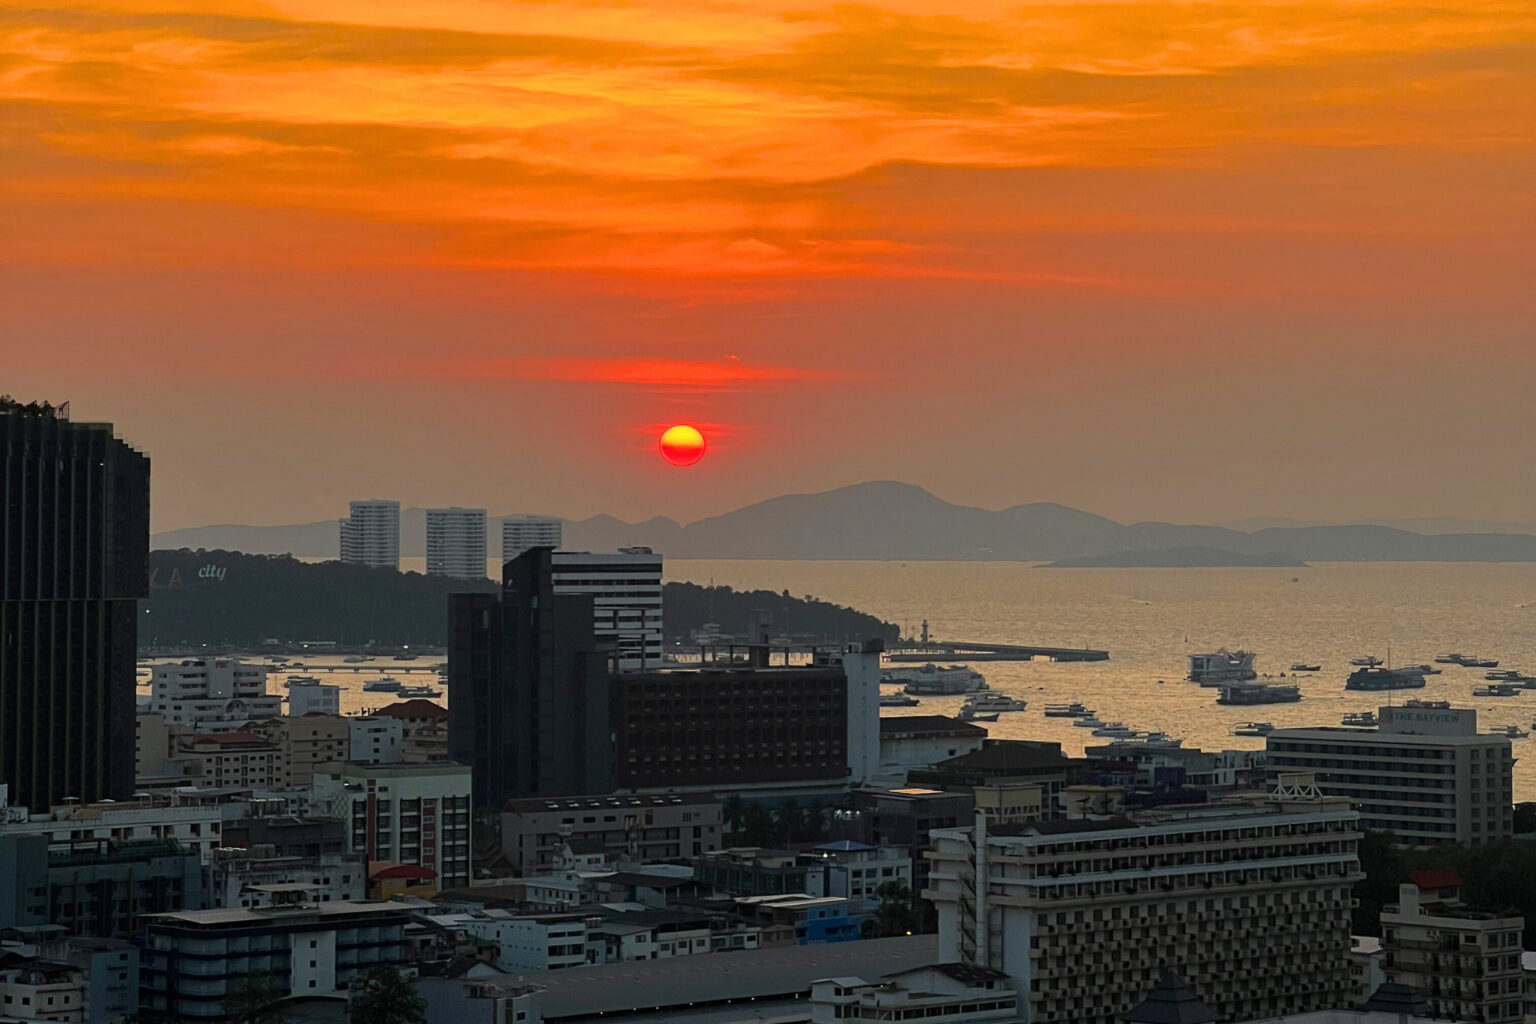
[
  {"xmin": 1188, "ymin": 649, "xmax": 1258, "ymax": 685},
  {"xmin": 1290, "ymin": 663, "xmax": 1321, "ymax": 673},
  {"xmin": 1350, "ymin": 656, "xmax": 1383, "ymax": 667},
  {"xmin": 1472, "ymin": 683, "xmax": 1522, "ymax": 698},
  {"xmin": 962, "ymin": 693, "xmax": 1028, "ymax": 713},
  {"xmin": 397, "ymin": 684, "xmax": 442, "ymax": 698},
  {"xmin": 1341, "ymin": 711, "xmax": 1378, "ymax": 727},
  {"xmin": 1233, "ymin": 721, "xmax": 1275, "ymax": 737},
  {"xmin": 1217, "ymin": 682, "xmax": 1301, "ymax": 705},
  {"xmin": 1132, "ymin": 731, "xmax": 1183, "ymax": 747},
  {"xmin": 363, "ymin": 677, "xmax": 403, "ymax": 693},
  {"xmin": 1346, "ymin": 666, "xmax": 1427, "ymax": 691},
  {"xmin": 1091, "ymin": 722, "xmax": 1136, "ymax": 738},
  {"xmin": 1073, "ymin": 716, "xmax": 1105, "ymax": 728},
  {"xmin": 1043, "ymin": 702, "xmax": 1093, "ymax": 718},
  {"xmin": 958, "ymin": 708, "xmax": 999, "ymax": 722},
  {"xmin": 879, "ymin": 693, "xmax": 921, "ymax": 708},
  {"xmin": 1488, "ymin": 724, "xmax": 1529, "ymax": 738},
  {"xmin": 895, "ymin": 664, "xmax": 988, "ymax": 695}
]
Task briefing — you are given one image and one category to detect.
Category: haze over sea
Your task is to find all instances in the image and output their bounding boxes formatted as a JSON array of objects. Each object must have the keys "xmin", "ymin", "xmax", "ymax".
[{"xmin": 669, "ymin": 560, "xmax": 1536, "ymax": 798}]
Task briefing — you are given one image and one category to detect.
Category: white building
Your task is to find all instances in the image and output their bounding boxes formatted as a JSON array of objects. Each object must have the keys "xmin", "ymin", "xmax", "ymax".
[
  {"xmin": 0, "ymin": 963, "xmax": 85, "ymax": 1023},
  {"xmin": 501, "ymin": 516, "xmax": 562, "ymax": 561},
  {"xmin": 427, "ymin": 507, "xmax": 487, "ymax": 580},
  {"xmin": 1381, "ymin": 871, "xmax": 1524, "ymax": 1023},
  {"xmin": 810, "ymin": 964, "xmax": 1019, "ymax": 1024},
  {"xmin": 0, "ymin": 788, "xmax": 234, "ymax": 866},
  {"xmin": 803, "ymin": 841, "xmax": 913, "ymax": 914},
  {"xmin": 1268, "ymin": 701, "xmax": 1514, "ymax": 844},
  {"xmin": 147, "ymin": 658, "xmax": 282, "ymax": 731},
  {"xmin": 209, "ymin": 848, "xmax": 367, "ymax": 909},
  {"xmin": 349, "ymin": 715, "xmax": 404, "ymax": 764},
  {"xmin": 551, "ymin": 549, "xmax": 663, "ymax": 672},
  {"xmin": 286, "ymin": 683, "xmax": 340, "ymax": 717},
  {"xmin": 924, "ymin": 774, "xmax": 1363, "ymax": 1024},
  {"xmin": 339, "ymin": 499, "xmax": 400, "ymax": 570},
  {"xmin": 310, "ymin": 762, "xmax": 473, "ymax": 889},
  {"xmin": 456, "ymin": 913, "xmax": 591, "ymax": 972}
]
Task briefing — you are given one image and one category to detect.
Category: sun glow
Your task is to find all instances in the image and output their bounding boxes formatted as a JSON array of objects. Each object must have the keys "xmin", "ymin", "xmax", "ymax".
[{"xmin": 659, "ymin": 424, "xmax": 706, "ymax": 466}]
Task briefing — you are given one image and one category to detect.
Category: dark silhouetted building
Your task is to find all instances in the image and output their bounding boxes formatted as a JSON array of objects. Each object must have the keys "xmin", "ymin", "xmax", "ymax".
[
  {"xmin": 0, "ymin": 403, "xmax": 149, "ymax": 809},
  {"xmin": 448, "ymin": 547, "xmax": 614, "ymax": 808}
]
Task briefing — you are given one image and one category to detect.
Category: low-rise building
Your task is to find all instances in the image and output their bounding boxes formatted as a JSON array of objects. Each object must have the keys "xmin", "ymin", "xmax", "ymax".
[
  {"xmin": 502, "ymin": 793, "xmax": 723, "ymax": 876},
  {"xmin": 147, "ymin": 658, "xmax": 282, "ymax": 732},
  {"xmin": 832, "ymin": 787, "xmax": 975, "ymax": 895},
  {"xmin": 458, "ymin": 913, "xmax": 593, "ymax": 971},
  {"xmin": 801, "ymin": 841, "xmax": 912, "ymax": 914},
  {"xmin": 310, "ymin": 762, "xmax": 473, "ymax": 889},
  {"xmin": 285, "ymin": 683, "xmax": 340, "ymax": 717},
  {"xmin": 0, "ymin": 835, "xmax": 205, "ymax": 939},
  {"xmin": 35, "ymin": 937, "xmax": 138, "ymax": 1024},
  {"xmin": 371, "ymin": 699, "xmax": 450, "ymax": 763},
  {"xmin": 248, "ymin": 716, "xmax": 348, "ymax": 788},
  {"xmin": 174, "ymin": 731, "xmax": 287, "ymax": 791},
  {"xmin": 735, "ymin": 894, "xmax": 862, "ymax": 945},
  {"xmin": 0, "ymin": 964, "xmax": 83, "ymax": 1023},
  {"xmin": 209, "ymin": 846, "xmax": 366, "ymax": 908},
  {"xmin": 695, "ymin": 847, "xmax": 809, "ymax": 898},
  {"xmin": 810, "ymin": 964, "xmax": 1018, "ymax": 1024},
  {"xmin": 0, "ymin": 791, "xmax": 233, "ymax": 866},
  {"xmin": 1350, "ymin": 936, "xmax": 1386, "ymax": 1005},
  {"xmin": 349, "ymin": 716, "xmax": 404, "ymax": 765},
  {"xmin": 419, "ymin": 980, "xmax": 542, "ymax": 1024},
  {"xmin": 907, "ymin": 741, "xmax": 1073, "ymax": 808},
  {"xmin": 1381, "ymin": 871, "xmax": 1524, "ymax": 1023},
  {"xmin": 879, "ymin": 717, "xmax": 989, "ymax": 777}
]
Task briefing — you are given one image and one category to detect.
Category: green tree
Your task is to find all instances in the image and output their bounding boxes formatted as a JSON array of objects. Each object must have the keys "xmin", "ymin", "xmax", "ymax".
[
  {"xmin": 775, "ymin": 798, "xmax": 806, "ymax": 845},
  {"xmin": 348, "ymin": 965, "xmax": 426, "ymax": 1024},
  {"xmin": 1514, "ymin": 803, "xmax": 1536, "ymax": 834},
  {"xmin": 223, "ymin": 973, "xmax": 287, "ymax": 1024},
  {"xmin": 721, "ymin": 795, "xmax": 748, "ymax": 837},
  {"xmin": 740, "ymin": 803, "xmax": 775, "ymax": 846},
  {"xmin": 862, "ymin": 881, "xmax": 936, "ymax": 938}
]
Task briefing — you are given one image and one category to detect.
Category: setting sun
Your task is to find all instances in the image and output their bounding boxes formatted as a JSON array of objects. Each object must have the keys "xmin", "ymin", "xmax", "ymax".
[{"xmin": 659, "ymin": 425, "xmax": 706, "ymax": 467}]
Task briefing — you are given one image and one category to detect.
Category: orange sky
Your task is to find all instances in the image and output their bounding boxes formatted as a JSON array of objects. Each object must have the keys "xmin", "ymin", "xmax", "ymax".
[{"xmin": 3, "ymin": 0, "xmax": 1534, "ymax": 530}]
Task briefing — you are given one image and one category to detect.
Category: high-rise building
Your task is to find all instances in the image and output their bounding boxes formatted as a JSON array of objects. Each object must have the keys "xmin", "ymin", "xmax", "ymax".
[
  {"xmin": 338, "ymin": 499, "xmax": 400, "ymax": 569},
  {"xmin": 1267, "ymin": 701, "xmax": 1513, "ymax": 844},
  {"xmin": 924, "ymin": 773, "xmax": 1363, "ymax": 1024},
  {"xmin": 500, "ymin": 515, "xmax": 561, "ymax": 559},
  {"xmin": 310, "ymin": 762, "xmax": 473, "ymax": 889},
  {"xmin": 0, "ymin": 401, "xmax": 149, "ymax": 809},
  {"xmin": 552, "ymin": 548, "xmax": 663, "ymax": 671},
  {"xmin": 426, "ymin": 507, "xmax": 487, "ymax": 579},
  {"xmin": 448, "ymin": 547, "xmax": 614, "ymax": 808}
]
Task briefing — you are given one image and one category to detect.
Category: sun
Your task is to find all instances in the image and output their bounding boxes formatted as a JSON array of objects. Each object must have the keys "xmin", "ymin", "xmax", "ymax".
[{"xmin": 659, "ymin": 424, "xmax": 706, "ymax": 466}]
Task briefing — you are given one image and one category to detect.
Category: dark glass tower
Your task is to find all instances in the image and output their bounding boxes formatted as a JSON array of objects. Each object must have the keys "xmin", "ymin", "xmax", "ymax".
[
  {"xmin": 447, "ymin": 546, "xmax": 613, "ymax": 809},
  {"xmin": 0, "ymin": 402, "xmax": 149, "ymax": 809}
]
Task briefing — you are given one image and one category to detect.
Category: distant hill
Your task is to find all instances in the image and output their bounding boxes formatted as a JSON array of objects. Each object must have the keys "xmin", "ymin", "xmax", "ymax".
[
  {"xmin": 1042, "ymin": 546, "xmax": 1308, "ymax": 568},
  {"xmin": 142, "ymin": 549, "xmax": 897, "ymax": 649},
  {"xmin": 152, "ymin": 481, "xmax": 1536, "ymax": 564}
]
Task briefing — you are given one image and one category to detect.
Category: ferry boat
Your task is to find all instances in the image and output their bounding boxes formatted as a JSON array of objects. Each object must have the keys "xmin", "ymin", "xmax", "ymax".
[
  {"xmin": 1345, "ymin": 666, "xmax": 1427, "ymax": 691},
  {"xmin": 1043, "ymin": 702, "xmax": 1093, "ymax": 718},
  {"xmin": 1073, "ymin": 716, "xmax": 1105, "ymax": 728},
  {"xmin": 1091, "ymin": 722, "xmax": 1136, "ymax": 738},
  {"xmin": 879, "ymin": 693, "xmax": 921, "ymax": 707},
  {"xmin": 958, "ymin": 708, "xmax": 999, "ymax": 722},
  {"xmin": 1472, "ymin": 683, "xmax": 1522, "ymax": 698},
  {"xmin": 962, "ymin": 693, "xmax": 1028, "ymax": 713},
  {"xmin": 1217, "ymin": 682, "xmax": 1301, "ymax": 705},
  {"xmin": 1188, "ymin": 649, "xmax": 1258, "ymax": 685},
  {"xmin": 1487, "ymin": 725, "xmax": 1529, "ymax": 738},
  {"xmin": 1290, "ymin": 663, "xmax": 1322, "ymax": 673},
  {"xmin": 363, "ymin": 677, "xmax": 403, "ymax": 692},
  {"xmin": 1341, "ymin": 711, "xmax": 1378, "ymax": 727},
  {"xmin": 895, "ymin": 664, "xmax": 988, "ymax": 695},
  {"xmin": 397, "ymin": 685, "xmax": 442, "ymax": 698},
  {"xmin": 1232, "ymin": 722, "xmax": 1275, "ymax": 737}
]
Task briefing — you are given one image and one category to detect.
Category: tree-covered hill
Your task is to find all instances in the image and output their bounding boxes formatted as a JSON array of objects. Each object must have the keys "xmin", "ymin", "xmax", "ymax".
[{"xmin": 141, "ymin": 549, "xmax": 897, "ymax": 649}]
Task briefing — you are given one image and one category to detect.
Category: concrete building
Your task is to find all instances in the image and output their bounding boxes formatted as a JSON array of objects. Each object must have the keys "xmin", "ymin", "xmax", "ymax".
[
  {"xmin": 879, "ymin": 717, "xmax": 989, "ymax": 776},
  {"xmin": 371, "ymin": 699, "xmax": 449, "ymax": 763},
  {"xmin": 801, "ymin": 841, "xmax": 913, "ymax": 914},
  {"xmin": 427, "ymin": 507, "xmax": 488, "ymax": 580},
  {"xmin": 501, "ymin": 793, "xmax": 723, "ymax": 875},
  {"xmin": 348, "ymin": 715, "xmax": 404, "ymax": 765},
  {"xmin": 810, "ymin": 964, "xmax": 1018, "ymax": 1024},
  {"xmin": 501, "ymin": 516, "xmax": 562, "ymax": 560},
  {"xmin": 174, "ymin": 730, "xmax": 287, "ymax": 791},
  {"xmin": 339, "ymin": 498, "xmax": 400, "ymax": 570},
  {"xmin": 0, "ymin": 963, "xmax": 83, "ymax": 1023},
  {"xmin": 140, "ymin": 895, "xmax": 412, "ymax": 1021},
  {"xmin": 134, "ymin": 712, "xmax": 184, "ymax": 779},
  {"xmin": 1267, "ymin": 702, "xmax": 1514, "ymax": 844},
  {"xmin": 1381, "ymin": 871, "xmax": 1524, "ymax": 1023},
  {"xmin": 420, "ymin": 980, "xmax": 541, "ymax": 1024},
  {"xmin": 219, "ymin": 814, "xmax": 349, "ymax": 859},
  {"xmin": 0, "ymin": 405, "xmax": 149, "ymax": 811},
  {"xmin": 249, "ymin": 715, "xmax": 348, "ymax": 787},
  {"xmin": 1350, "ymin": 935, "xmax": 1387, "ymax": 1005},
  {"xmin": 550, "ymin": 549, "xmax": 664, "ymax": 671},
  {"xmin": 0, "ymin": 834, "xmax": 205, "ymax": 939},
  {"xmin": 146, "ymin": 658, "xmax": 283, "ymax": 732},
  {"xmin": 209, "ymin": 846, "xmax": 366, "ymax": 909},
  {"xmin": 908, "ymin": 740, "xmax": 1073, "ymax": 807},
  {"xmin": 0, "ymin": 789, "xmax": 233, "ymax": 866},
  {"xmin": 35, "ymin": 937, "xmax": 138, "ymax": 1024},
  {"xmin": 459, "ymin": 913, "xmax": 593, "ymax": 971},
  {"xmin": 285, "ymin": 683, "xmax": 340, "ymax": 717},
  {"xmin": 925, "ymin": 774, "xmax": 1363, "ymax": 1024},
  {"xmin": 831, "ymin": 787, "xmax": 976, "ymax": 895},
  {"xmin": 310, "ymin": 761, "xmax": 473, "ymax": 889}
]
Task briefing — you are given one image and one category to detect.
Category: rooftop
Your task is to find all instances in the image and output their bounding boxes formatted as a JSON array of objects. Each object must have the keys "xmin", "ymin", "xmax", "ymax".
[
  {"xmin": 878, "ymin": 716, "xmax": 986, "ymax": 737},
  {"xmin": 147, "ymin": 899, "xmax": 411, "ymax": 927},
  {"xmin": 505, "ymin": 792, "xmax": 717, "ymax": 813},
  {"xmin": 930, "ymin": 740, "xmax": 1069, "ymax": 773},
  {"xmin": 372, "ymin": 700, "xmax": 449, "ymax": 720},
  {"xmin": 1408, "ymin": 869, "xmax": 1463, "ymax": 891}
]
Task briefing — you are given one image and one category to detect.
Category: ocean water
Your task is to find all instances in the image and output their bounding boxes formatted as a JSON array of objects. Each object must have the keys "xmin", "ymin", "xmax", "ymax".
[{"xmin": 667, "ymin": 560, "xmax": 1536, "ymax": 797}]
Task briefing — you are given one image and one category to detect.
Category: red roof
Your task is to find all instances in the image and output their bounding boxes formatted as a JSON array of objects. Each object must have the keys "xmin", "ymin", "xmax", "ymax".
[
  {"xmin": 1409, "ymin": 870, "xmax": 1463, "ymax": 891},
  {"xmin": 373, "ymin": 699, "xmax": 448, "ymax": 720},
  {"xmin": 369, "ymin": 862, "xmax": 438, "ymax": 881},
  {"xmin": 190, "ymin": 730, "xmax": 268, "ymax": 745}
]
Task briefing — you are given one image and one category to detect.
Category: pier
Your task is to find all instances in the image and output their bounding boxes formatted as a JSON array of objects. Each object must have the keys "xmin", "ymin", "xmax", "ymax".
[{"xmin": 885, "ymin": 640, "xmax": 1109, "ymax": 663}]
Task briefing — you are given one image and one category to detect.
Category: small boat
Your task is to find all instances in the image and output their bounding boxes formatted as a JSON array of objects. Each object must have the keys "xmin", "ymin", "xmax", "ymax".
[
  {"xmin": 1346, "ymin": 666, "xmax": 1427, "ymax": 691},
  {"xmin": 1044, "ymin": 702, "xmax": 1093, "ymax": 718},
  {"xmin": 1342, "ymin": 711, "xmax": 1378, "ymax": 727},
  {"xmin": 1470, "ymin": 657, "xmax": 1500, "ymax": 669},
  {"xmin": 1488, "ymin": 725, "xmax": 1528, "ymax": 738},
  {"xmin": 962, "ymin": 693, "xmax": 1028, "ymax": 713},
  {"xmin": 957, "ymin": 708, "xmax": 999, "ymax": 722},
  {"xmin": 1233, "ymin": 722, "xmax": 1275, "ymax": 737},
  {"xmin": 397, "ymin": 685, "xmax": 442, "ymax": 698},
  {"xmin": 1290, "ymin": 663, "xmax": 1321, "ymax": 673},
  {"xmin": 285, "ymin": 675, "xmax": 320, "ymax": 688},
  {"xmin": 879, "ymin": 693, "xmax": 921, "ymax": 707},
  {"xmin": 393, "ymin": 653, "xmax": 418, "ymax": 661},
  {"xmin": 1437, "ymin": 653, "xmax": 1499, "ymax": 668},
  {"xmin": 343, "ymin": 655, "xmax": 370, "ymax": 663},
  {"xmin": 1406, "ymin": 664, "xmax": 1441, "ymax": 675},
  {"xmin": 1092, "ymin": 722, "xmax": 1136, "ymax": 737},
  {"xmin": 1217, "ymin": 682, "xmax": 1301, "ymax": 705},
  {"xmin": 1133, "ymin": 731, "xmax": 1184, "ymax": 747},
  {"xmin": 363, "ymin": 677, "xmax": 403, "ymax": 692},
  {"xmin": 1472, "ymin": 683, "xmax": 1522, "ymax": 698},
  {"xmin": 1487, "ymin": 670, "xmax": 1524, "ymax": 681},
  {"xmin": 1073, "ymin": 716, "xmax": 1105, "ymax": 728},
  {"xmin": 1351, "ymin": 656, "xmax": 1383, "ymax": 667},
  {"xmin": 1434, "ymin": 653, "xmax": 1465, "ymax": 664}
]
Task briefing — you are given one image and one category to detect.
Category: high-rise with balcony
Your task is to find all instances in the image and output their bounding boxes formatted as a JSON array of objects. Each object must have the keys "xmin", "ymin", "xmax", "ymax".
[
  {"xmin": 426, "ymin": 507, "xmax": 487, "ymax": 580},
  {"xmin": 0, "ymin": 401, "xmax": 149, "ymax": 808},
  {"xmin": 553, "ymin": 547, "xmax": 663, "ymax": 671},
  {"xmin": 338, "ymin": 499, "xmax": 400, "ymax": 570},
  {"xmin": 501, "ymin": 515, "xmax": 562, "ymax": 560},
  {"xmin": 924, "ymin": 773, "xmax": 1362, "ymax": 1024}
]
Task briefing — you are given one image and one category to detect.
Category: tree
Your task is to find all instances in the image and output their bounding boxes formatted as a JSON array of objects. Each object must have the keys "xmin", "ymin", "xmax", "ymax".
[
  {"xmin": 348, "ymin": 965, "xmax": 426, "ymax": 1024},
  {"xmin": 775, "ymin": 798, "xmax": 806, "ymax": 845},
  {"xmin": 740, "ymin": 803, "xmax": 776, "ymax": 846},
  {"xmin": 862, "ymin": 881, "xmax": 936, "ymax": 938},
  {"xmin": 721, "ymin": 794, "xmax": 748, "ymax": 837},
  {"xmin": 223, "ymin": 973, "xmax": 288, "ymax": 1024},
  {"xmin": 1514, "ymin": 803, "xmax": 1536, "ymax": 834}
]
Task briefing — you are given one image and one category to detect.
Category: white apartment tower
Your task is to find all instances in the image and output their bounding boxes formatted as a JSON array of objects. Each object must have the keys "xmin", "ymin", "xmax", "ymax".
[
  {"xmin": 426, "ymin": 507, "xmax": 487, "ymax": 579},
  {"xmin": 148, "ymin": 658, "xmax": 283, "ymax": 731},
  {"xmin": 501, "ymin": 516, "xmax": 562, "ymax": 560},
  {"xmin": 551, "ymin": 548, "xmax": 662, "ymax": 671},
  {"xmin": 339, "ymin": 499, "xmax": 400, "ymax": 570},
  {"xmin": 925, "ymin": 773, "xmax": 1363, "ymax": 1024}
]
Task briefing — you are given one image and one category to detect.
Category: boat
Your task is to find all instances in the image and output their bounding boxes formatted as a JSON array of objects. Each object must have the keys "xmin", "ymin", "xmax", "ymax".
[
  {"xmin": 1217, "ymin": 682, "xmax": 1301, "ymax": 705},
  {"xmin": 1188, "ymin": 649, "xmax": 1258, "ymax": 685},
  {"xmin": 1073, "ymin": 716, "xmax": 1105, "ymax": 728},
  {"xmin": 1434, "ymin": 653, "xmax": 1465, "ymax": 664},
  {"xmin": 1472, "ymin": 683, "xmax": 1522, "ymax": 698},
  {"xmin": 1346, "ymin": 666, "xmax": 1427, "ymax": 691},
  {"xmin": 1470, "ymin": 657, "xmax": 1500, "ymax": 669},
  {"xmin": 1436, "ymin": 653, "xmax": 1499, "ymax": 668},
  {"xmin": 1341, "ymin": 711, "xmax": 1378, "ymax": 727},
  {"xmin": 962, "ymin": 693, "xmax": 1028, "ymax": 713},
  {"xmin": 393, "ymin": 653, "xmax": 419, "ymax": 661},
  {"xmin": 1043, "ymin": 702, "xmax": 1093, "ymax": 718},
  {"xmin": 285, "ymin": 675, "xmax": 320, "ymax": 687},
  {"xmin": 958, "ymin": 708, "xmax": 999, "ymax": 722},
  {"xmin": 1290, "ymin": 663, "xmax": 1321, "ymax": 673},
  {"xmin": 1487, "ymin": 670, "xmax": 1525, "ymax": 681},
  {"xmin": 895, "ymin": 664, "xmax": 989, "ymax": 695},
  {"xmin": 1350, "ymin": 656, "xmax": 1383, "ymax": 667},
  {"xmin": 1132, "ymin": 731, "xmax": 1183, "ymax": 747},
  {"xmin": 343, "ymin": 655, "xmax": 370, "ymax": 663},
  {"xmin": 1487, "ymin": 725, "xmax": 1528, "ymax": 738},
  {"xmin": 363, "ymin": 677, "xmax": 403, "ymax": 692},
  {"xmin": 397, "ymin": 685, "xmax": 442, "ymax": 698},
  {"xmin": 1091, "ymin": 722, "xmax": 1136, "ymax": 737},
  {"xmin": 1406, "ymin": 664, "xmax": 1441, "ymax": 675},
  {"xmin": 1233, "ymin": 722, "xmax": 1275, "ymax": 737},
  {"xmin": 879, "ymin": 693, "xmax": 921, "ymax": 707}
]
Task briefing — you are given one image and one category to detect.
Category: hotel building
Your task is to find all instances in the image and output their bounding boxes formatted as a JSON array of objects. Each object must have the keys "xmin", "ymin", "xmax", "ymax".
[
  {"xmin": 338, "ymin": 499, "xmax": 400, "ymax": 570},
  {"xmin": 551, "ymin": 548, "xmax": 664, "ymax": 671},
  {"xmin": 500, "ymin": 516, "xmax": 561, "ymax": 560},
  {"xmin": 426, "ymin": 507, "xmax": 487, "ymax": 580}
]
